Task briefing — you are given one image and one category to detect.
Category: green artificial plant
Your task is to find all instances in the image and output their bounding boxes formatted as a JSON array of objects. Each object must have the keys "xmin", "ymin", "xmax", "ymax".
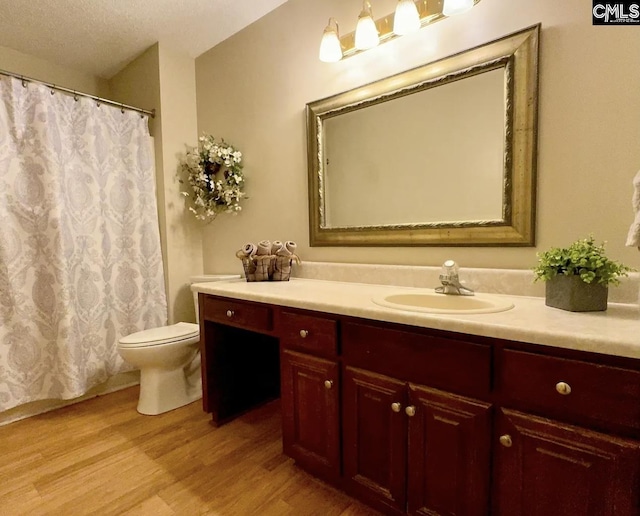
[{"xmin": 533, "ymin": 236, "xmax": 634, "ymax": 286}]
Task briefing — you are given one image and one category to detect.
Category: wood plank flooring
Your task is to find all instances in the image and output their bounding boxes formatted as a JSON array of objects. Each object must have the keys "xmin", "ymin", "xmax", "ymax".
[{"xmin": 0, "ymin": 387, "xmax": 380, "ymax": 515}]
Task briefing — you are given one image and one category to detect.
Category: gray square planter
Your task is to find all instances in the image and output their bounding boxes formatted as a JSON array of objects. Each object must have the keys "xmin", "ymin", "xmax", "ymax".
[{"xmin": 545, "ymin": 275, "xmax": 608, "ymax": 312}]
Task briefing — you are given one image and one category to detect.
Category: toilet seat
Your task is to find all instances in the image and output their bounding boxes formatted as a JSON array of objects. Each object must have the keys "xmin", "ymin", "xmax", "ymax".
[{"xmin": 118, "ymin": 322, "xmax": 199, "ymax": 348}]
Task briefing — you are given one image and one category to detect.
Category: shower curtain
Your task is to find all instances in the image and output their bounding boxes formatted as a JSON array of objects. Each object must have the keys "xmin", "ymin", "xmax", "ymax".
[{"xmin": 0, "ymin": 76, "xmax": 167, "ymax": 412}]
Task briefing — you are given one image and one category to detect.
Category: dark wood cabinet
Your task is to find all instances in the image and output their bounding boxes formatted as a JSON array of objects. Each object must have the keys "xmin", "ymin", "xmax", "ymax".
[
  {"xmin": 279, "ymin": 310, "xmax": 341, "ymax": 484},
  {"xmin": 280, "ymin": 349, "xmax": 340, "ymax": 483},
  {"xmin": 343, "ymin": 366, "xmax": 408, "ymax": 515},
  {"xmin": 342, "ymin": 372, "xmax": 492, "ymax": 515},
  {"xmin": 199, "ymin": 293, "xmax": 640, "ymax": 515},
  {"xmin": 494, "ymin": 408, "xmax": 640, "ymax": 516},
  {"xmin": 407, "ymin": 384, "xmax": 492, "ymax": 516}
]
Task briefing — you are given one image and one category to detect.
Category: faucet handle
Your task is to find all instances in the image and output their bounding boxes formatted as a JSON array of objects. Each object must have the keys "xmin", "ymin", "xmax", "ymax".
[
  {"xmin": 443, "ymin": 259, "xmax": 458, "ymax": 272},
  {"xmin": 440, "ymin": 260, "xmax": 459, "ymax": 282}
]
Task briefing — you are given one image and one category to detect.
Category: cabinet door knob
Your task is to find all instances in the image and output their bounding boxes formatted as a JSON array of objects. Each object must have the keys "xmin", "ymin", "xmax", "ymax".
[
  {"xmin": 299, "ymin": 329, "xmax": 309, "ymax": 338},
  {"xmin": 405, "ymin": 405, "xmax": 416, "ymax": 417},
  {"xmin": 555, "ymin": 381, "xmax": 572, "ymax": 395},
  {"xmin": 499, "ymin": 434, "xmax": 513, "ymax": 448},
  {"xmin": 226, "ymin": 310, "xmax": 234, "ymax": 318},
  {"xmin": 324, "ymin": 380, "xmax": 333, "ymax": 390},
  {"xmin": 391, "ymin": 402, "xmax": 402, "ymax": 413}
]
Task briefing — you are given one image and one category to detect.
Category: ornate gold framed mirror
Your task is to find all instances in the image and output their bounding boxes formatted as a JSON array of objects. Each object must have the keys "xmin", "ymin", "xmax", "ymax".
[{"xmin": 306, "ymin": 24, "xmax": 539, "ymax": 246}]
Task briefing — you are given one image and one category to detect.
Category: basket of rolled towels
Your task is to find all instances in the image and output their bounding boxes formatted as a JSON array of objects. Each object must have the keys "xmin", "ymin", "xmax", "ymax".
[{"xmin": 235, "ymin": 240, "xmax": 300, "ymax": 282}]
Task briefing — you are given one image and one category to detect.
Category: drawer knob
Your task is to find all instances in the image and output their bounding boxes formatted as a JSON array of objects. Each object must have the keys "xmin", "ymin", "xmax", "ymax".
[
  {"xmin": 324, "ymin": 380, "xmax": 333, "ymax": 390},
  {"xmin": 299, "ymin": 329, "xmax": 309, "ymax": 338},
  {"xmin": 405, "ymin": 405, "xmax": 416, "ymax": 417},
  {"xmin": 391, "ymin": 402, "xmax": 402, "ymax": 413},
  {"xmin": 555, "ymin": 381, "xmax": 572, "ymax": 395},
  {"xmin": 226, "ymin": 310, "xmax": 234, "ymax": 318},
  {"xmin": 499, "ymin": 434, "xmax": 513, "ymax": 448}
]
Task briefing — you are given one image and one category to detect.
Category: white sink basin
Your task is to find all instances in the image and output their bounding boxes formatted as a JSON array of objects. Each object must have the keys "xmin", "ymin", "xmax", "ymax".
[{"xmin": 372, "ymin": 291, "xmax": 514, "ymax": 314}]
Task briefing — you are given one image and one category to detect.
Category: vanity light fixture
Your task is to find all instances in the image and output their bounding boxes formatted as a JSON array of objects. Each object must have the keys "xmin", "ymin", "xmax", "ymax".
[
  {"xmin": 393, "ymin": 0, "xmax": 421, "ymax": 36},
  {"xmin": 442, "ymin": 0, "xmax": 474, "ymax": 16},
  {"xmin": 319, "ymin": 0, "xmax": 481, "ymax": 62},
  {"xmin": 319, "ymin": 18, "xmax": 343, "ymax": 62},
  {"xmin": 354, "ymin": 1, "xmax": 379, "ymax": 50}
]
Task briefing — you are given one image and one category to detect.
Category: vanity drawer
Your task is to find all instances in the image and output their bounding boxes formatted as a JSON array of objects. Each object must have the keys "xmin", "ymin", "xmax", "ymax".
[
  {"xmin": 280, "ymin": 311, "xmax": 338, "ymax": 358},
  {"xmin": 499, "ymin": 349, "xmax": 640, "ymax": 434},
  {"xmin": 342, "ymin": 322, "xmax": 491, "ymax": 398},
  {"xmin": 202, "ymin": 296, "xmax": 273, "ymax": 333}
]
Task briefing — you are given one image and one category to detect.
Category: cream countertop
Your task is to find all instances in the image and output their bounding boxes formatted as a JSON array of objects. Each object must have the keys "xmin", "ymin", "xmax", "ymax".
[{"xmin": 192, "ymin": 278, "xmax": 640, "ymax": 360}]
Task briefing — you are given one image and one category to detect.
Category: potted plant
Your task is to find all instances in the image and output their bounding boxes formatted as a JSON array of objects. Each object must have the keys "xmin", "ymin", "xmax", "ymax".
[{"xmin": 533, "ymin": 236, "xmax": 634, "ymax": 312}]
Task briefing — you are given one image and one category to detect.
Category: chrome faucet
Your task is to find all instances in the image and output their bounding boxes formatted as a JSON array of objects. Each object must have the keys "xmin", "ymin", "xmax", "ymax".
[{"xmin": 435, "ymin": 260, "xmax": 475, "ymax": 296}]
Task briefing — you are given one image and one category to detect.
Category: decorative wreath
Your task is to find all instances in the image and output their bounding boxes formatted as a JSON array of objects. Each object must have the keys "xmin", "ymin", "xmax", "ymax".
[{"xmin": 179, "ymin": 134, "xmax": 246, "ymax": 221}]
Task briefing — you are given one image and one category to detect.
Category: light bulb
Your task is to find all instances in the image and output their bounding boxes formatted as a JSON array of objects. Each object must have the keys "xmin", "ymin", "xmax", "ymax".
[
  {"xmin": 355, "ymin": 2, "xmax": 379, "ymax": 50},
  {"xmin": 442, "ymin": 0, "xmax": 474, "ymax": 16},
  {"xmin": 393, "ymin": 0, "xmax": 421, "ymax": 36},
  {"xmin": 319, "ymin": 18, "xmax": 343, "ymax": 62}
]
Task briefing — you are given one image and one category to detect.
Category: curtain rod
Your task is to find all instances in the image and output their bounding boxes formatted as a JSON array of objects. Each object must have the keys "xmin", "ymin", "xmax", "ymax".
[{"xmin": 0, "ymin": 68, "xmax": 156, "ymax": 118}]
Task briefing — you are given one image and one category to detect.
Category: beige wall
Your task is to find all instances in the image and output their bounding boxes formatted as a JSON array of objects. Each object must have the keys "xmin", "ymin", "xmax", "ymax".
[
  {"xmin": 0, "ymin": 43, "xmax": 109, "ymax": 97},
  {"xmin": 156, "ymin": 44, "xmax": 203, "ymax": 323},
  {"xmin": 110, "ymin": 44, "xmax": 203, "ymax": 324},
  {"xmin": 195, "ymin": 0, "xmax": 640, "ymax": 274}
]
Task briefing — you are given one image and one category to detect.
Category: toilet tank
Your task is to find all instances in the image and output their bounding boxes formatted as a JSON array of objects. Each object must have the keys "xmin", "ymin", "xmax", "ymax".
[{"xmin": 189, "ymin": 275, "xmax": 239, "ymax": 324}]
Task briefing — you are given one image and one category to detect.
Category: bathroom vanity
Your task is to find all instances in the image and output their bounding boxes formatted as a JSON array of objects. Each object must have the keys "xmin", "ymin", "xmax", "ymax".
[{"xmin": 195, "ymin": 278, "xmax": 640, "ymax": 515}]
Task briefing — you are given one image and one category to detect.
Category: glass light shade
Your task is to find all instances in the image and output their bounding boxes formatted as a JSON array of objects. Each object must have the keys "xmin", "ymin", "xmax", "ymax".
[
  {"xmin": 319, "ymin": 24, "xmax": 343, "ymax": 62},
  {"xmin": 393, "ymin": 0, "xmax": 421, "ymax": 35},
  {"xmin": 442, "ymin": 0, "xmax": 474, "ymax": 16},
  {"xmin": 355, "ymin": 9, "xmax": 379, "ymax": 50}
]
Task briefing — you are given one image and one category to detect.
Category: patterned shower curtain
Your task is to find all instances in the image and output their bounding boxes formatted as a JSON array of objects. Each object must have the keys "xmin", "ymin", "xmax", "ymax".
[{"xmin": 0, "ymin": 76, "xmax": 167, "ymax": 412}]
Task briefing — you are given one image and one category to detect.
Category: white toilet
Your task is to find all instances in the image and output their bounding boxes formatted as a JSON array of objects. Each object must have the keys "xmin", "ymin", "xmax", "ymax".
[{"xmin": 117, "ymin": 274, "xmax": 238, "ymax": 415}]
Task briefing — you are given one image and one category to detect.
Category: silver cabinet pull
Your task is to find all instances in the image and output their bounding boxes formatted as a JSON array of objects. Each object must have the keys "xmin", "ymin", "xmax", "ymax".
[
  {"xmin": 324, "ymin": 380, "xmax": 333, "ymax": 390},
  {"xmin": 391, "ymin": 402, "xmax": 402, "ymax": 413},
  {"xmin": 299, "ymin": 329, "xmax": 309, "ymax": 338},
  {"xmin": 556, "ymin": 381, "xmax": 572, "ymax": 395},
  {"xmin": 499, "ymin": 434, "xmax": 513, "ymax": 447},
  {"xmin": 226, "ymin": 310, "xmax": 234, "ymax": 318},
  {"xmin": 405, "ymin": 405, "xmax": 416, "ymax": 417}
]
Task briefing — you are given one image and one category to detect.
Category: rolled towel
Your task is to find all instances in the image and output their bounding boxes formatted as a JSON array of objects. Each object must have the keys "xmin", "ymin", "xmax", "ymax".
[
  {"xmin": 271, "ymin": 240, "xmax": 285, "ymax": 255},
  {"xmin": 276, "ymin": 241, "xmax": 297, "ymax": 257},
  {"xmin": 626, "ymin": 170, "xmax": 640, "ymax": 248},
  {"xmin": 257, "ymin": 240, "xmax": 271, "ymax": 255},
  {"xmin": 285, "ymin": 241, "xmax": 297, "ymax": 254},
  {"xmin": 235, "ymin": 242, "xmax": 257, "ymax": 282},
  {"xmin": 241, "ymin": 242, "xmax": 256, "ymax": 258}
]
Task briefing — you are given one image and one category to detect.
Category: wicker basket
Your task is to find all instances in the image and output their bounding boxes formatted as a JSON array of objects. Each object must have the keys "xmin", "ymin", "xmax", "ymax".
[
  {"xmin": 237, "ymin": 251, "xmax": 300, "ymax": 282},
  {"xmin": 239, "ymin": 256, "xmax": 257, "ymax": 282}
]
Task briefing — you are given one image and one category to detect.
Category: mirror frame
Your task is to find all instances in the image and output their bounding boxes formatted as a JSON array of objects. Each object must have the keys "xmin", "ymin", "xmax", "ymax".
[{"xmin": 306, "ymin": 24, "xmax": 540, "ymax": 247}]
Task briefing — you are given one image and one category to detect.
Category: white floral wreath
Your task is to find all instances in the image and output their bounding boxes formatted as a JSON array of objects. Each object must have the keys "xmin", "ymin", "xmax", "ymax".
[{"xmin": 180, "ymin": 134, "xmax": 246, "ymax": 221}]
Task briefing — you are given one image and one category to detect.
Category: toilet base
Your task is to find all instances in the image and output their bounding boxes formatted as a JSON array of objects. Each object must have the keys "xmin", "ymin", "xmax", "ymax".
[{"xmin": 137, "ymin": 365, "xmax": 202, "ymax": 415}]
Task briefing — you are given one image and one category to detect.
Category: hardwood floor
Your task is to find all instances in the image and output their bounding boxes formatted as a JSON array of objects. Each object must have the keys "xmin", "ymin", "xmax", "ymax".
[{"xmin": 0, "ymin": 387, "xmax": 380, "ymax": 515}]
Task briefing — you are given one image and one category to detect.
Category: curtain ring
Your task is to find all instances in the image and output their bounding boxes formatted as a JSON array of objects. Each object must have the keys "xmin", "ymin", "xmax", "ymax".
[
  {"xmin": 20, "ymin": 76, "xmax": 27, "ymax": 88},
  {"xmin": 73, "ymin": 91, "xmax": 79, "ymax": 102},
  {"xmin": 120, "ymin": 104, "xmax": 125, "ymax": 114},
  {"xmin": 50, "ymin": 87, "xmax": 55, "ymax": 95}
]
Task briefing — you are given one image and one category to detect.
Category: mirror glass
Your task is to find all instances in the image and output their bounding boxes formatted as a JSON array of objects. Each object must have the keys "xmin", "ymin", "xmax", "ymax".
[
  {"xmin": 307, "ymin": 25, "xmax": 539, "ymax": 246},
  {"xmin": 324, "ymin": 68, "xmax": 505, "ymax": 227}
]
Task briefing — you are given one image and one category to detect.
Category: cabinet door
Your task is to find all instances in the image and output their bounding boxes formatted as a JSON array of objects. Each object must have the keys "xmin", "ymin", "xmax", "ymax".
[
  {"xmin": 280, "ymin": 350, "xmax": 340, "ymax": 482},
  {"xmin": 407, "ymin": 384, "xmax": 492, "ymax": 516},
  {"xmin": 494, "ymin": 408, "xmax": 640, "ymax": 516},
  {"xmin": 343, "ymin": 366, "xmax": 407, "ymax": 515}
]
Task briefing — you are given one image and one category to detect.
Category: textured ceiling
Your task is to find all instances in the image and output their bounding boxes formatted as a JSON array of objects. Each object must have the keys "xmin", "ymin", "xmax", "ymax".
[{"xmin": 0, "ymin": 0, "xmax": 288, "ymax": 79}]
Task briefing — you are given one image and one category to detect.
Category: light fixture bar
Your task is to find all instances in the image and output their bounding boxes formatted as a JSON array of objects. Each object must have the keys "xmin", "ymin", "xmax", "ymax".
[{"xmin": 339, "ymin": 0, "xmax": 482, "ymax": 59}]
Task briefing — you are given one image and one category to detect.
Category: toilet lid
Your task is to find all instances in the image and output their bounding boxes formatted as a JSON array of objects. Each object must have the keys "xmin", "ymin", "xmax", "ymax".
[{"xmin": 119, "ymin": 322, "xmax": 199, "ymax": 347}]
